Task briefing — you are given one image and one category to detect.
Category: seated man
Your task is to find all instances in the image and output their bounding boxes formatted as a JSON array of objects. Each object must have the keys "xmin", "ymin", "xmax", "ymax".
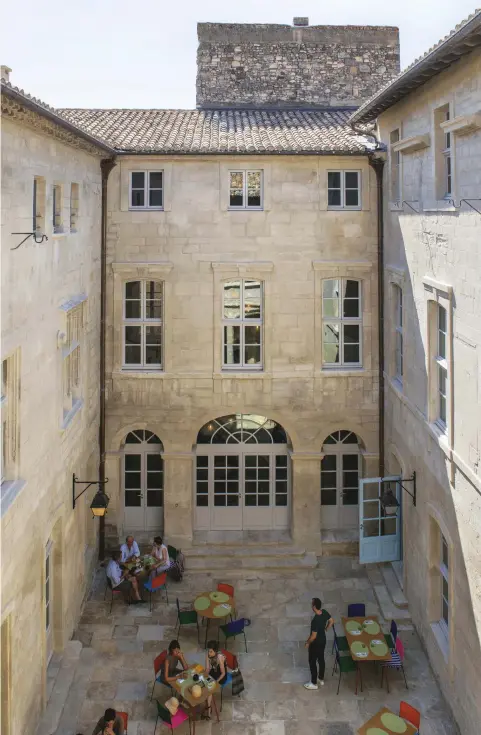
[
  {"xmin": 120, "ymin": 535, "xmax": 140, "ymax": 562},
  {"xmin": 92, "ymin": 708, "xmax": 124, "ymax": 735},
  {"xmin": 106, "ymin": 550, "xmax": 144, "ymax": 604}
]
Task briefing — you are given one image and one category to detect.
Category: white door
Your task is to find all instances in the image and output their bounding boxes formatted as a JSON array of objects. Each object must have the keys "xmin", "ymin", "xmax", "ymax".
[
  {"xmin": 45, "ymin": 540, "xmax": 53, "ymax": 665},
  {"xmin": 320, "ymin": 431, "xmax": 360, "ymax": 530},
  {"xmin": 359, "ymin": 476, "xmax": 401, "ymax": 564},
  {"xmin": 123, "ymin": 430, "xmax": 164, "ymax": 533}
]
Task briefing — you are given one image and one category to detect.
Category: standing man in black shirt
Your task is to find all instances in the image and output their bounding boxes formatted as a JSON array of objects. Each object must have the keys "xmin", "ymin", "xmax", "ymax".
[{"xmin": 304, "ymin": 597, "xmax": 334, "ymax": 689}]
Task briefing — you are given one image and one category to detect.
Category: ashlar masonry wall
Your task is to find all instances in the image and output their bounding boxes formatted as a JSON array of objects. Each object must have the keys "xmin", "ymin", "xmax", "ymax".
[{"xmin": 196, "ymin": 22, "xmax": 400, "ymax": 108}]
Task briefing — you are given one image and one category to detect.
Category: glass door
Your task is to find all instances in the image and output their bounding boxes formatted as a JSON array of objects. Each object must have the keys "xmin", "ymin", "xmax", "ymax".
[
  {"xmin": 211, "ymin": 455, "xmax": 242, "ymax": 530},
  {"xmin": 359, "ymin": 476, "xmax": 401, "ymax": 563},
  {"xmin": 243, "ymin": 454, "xmax": 271, "ymax": 528},
  {"xmin": 123, "ymin": 453, "xmax": 144, "ymax": 529},
  {"xmin": 123, "ymin": 451, "xmax": 164, "ymax": 531}
]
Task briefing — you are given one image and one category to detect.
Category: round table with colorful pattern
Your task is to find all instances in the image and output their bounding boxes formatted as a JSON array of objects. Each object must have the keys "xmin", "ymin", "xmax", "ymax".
[
  {"xmin": 194, "ymin": 590, "xmax": 235, "ymax": 647},
  {"xmin": 357, "ymin": 706, "xmax": 419, "ymax": 735}
]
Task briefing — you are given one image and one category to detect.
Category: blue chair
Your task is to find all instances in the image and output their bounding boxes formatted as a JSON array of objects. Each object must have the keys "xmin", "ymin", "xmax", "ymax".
[
  {"xmin": 347, "ymin": 603, "xmax": 366, "ymax": 617},
  {"xmin": 219, "ymin": 618, "xmax": 248, "ymax": 652},
  {"xmin": 144, "ymin": 571, "xmax": 168, "ymax": 611}
]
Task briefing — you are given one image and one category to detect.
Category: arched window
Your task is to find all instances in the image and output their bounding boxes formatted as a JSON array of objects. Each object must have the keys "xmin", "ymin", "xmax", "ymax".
[
  {"xmin": 320, "ymin": 430, "xmax": 361, "ymax": 530},
  {"xmin": 123, "ymin": 430, "xmax": 164, "ymax": 532},
  {"xmin": 123, "ymin": 281, "xmax": 163, "ymax": 369},
  {"xmin": 197, "ymin": 414, "xmax": 287, "ymax": 445}
]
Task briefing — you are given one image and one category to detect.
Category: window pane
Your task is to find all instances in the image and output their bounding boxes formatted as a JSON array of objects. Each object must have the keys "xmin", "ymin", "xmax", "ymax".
[
  {"xmin": 131, "ymin": 172, "xmax": 145, "ymax": 188},
  {"xmin": 224, "ymin": 326, "xmax": 240, "ymax": 365},
  {"xmin": 342, "ymin": 454, "xmax": 358, "ymax": 470},
  {"xmin": 126, "ymin": 281, "xmax": 141, "ymax": 299},
  {"xmin": 343, "ymin": 299, "xmax": 360, "ymax": 319},
  {"xmin": 321, "ymin": 455, "xmax": 336, "ymax": 471},
  {"xmin": 442, "ymin": 537, "xmax": 448, "ymax": 568},
  {"xmin": 147, "ymin": 472, "xmax": 162, "ymax": 489},
  {"xmin": 323, "ymin": 324, "xmax": 340, "ymax": 363},
  {"xmin": 247, "ymin": 171, "xmax": 261, "ymax": 207},
  {"xmin": 223, "ymin": 281, "xmax": 241, "ymax": 319},
  {"xmin": 438, "ymin": 331, "xmax": 446, "ymax": 358},
  {"xmin": 131, "ymin": 190, "xmax": 145, "ymax": 207},
  {"xmin": 125, "ymin": 454, "xmax": 141, "ymax": 471},
  {"xmin": 328, "ymin": 172, "xmax": 341, "ymax": 188},
  {"xmin": 147, "ymin": 490, "xmax": 163, "ymax": 507},
  {"xmin": 438, "ymin": 305, "xmax": 447, "ymax": 332},
  {"xmin": 125, "ymin": 346, "xmax": 141, "ymax": 364},
  {"xmin": 344, "ymin": 280, "xmax": 359, "ymax": 299},
  {"xmin": 345, "ymin": 189, "xmax": 359, "ymax": 207},
  {"xmin": 276, "ymin": 494, "xmax": 288, "ymax": 506},
  {"xmin": 125, "ymin": 490, "xmax": 142, "ymax": 507},
  {"xmin": 321, "ymin": 489, "xmax": 337, "ymax": 505},
  {"xmin": 244, "ymin": 325, "xmax": 261, "ymax": 345},
  {"xmin": 328, "ymin": 189, "xmax": 342, "ymax": 207},
  {"xmin": 147, "ymin": 454, "xmax": 163, "ymax": 471},
  {"xmin": 345, "ymin": 172, "xmax": 359, "ymax": 189},
  {"xmin": 125, "ymin": 326, "xmax": 141, "ymax": 346},
  {"xmin": 125, "ymin": 472, "xmax": 141, "ymax": 489},
  {"xmin": 342, "ymin": 489, "xmax": 358, "ymax": 505},
  {"xmin": 323, "ymin": 279, "xmax": 339, "ymax": 299},
  {"xmin": 149, "ymin": 189, "xmax": 163, "ymax": 207},
  {"xmin": 442, "ymin": 598, "xmax": 449, "ymax": 626},
  {"xmin": 344, "ymin": 324, "xmax": 360, "ymax": 343},
  {"xmin": 244, "ymin": 280, "xmax": 261, "ymax": 318},
  {"xmin": 245, "ymin": 345, "xmax": 261, "ymax": 365},
  {"xmin": 230, "ymin": 172, "xmax": 244, "ymax": 207},
  {"xmin": 323, "ymin": 299, "xmax": 339, "ymax": 318},
  {"xmin": 321, "ymin": 471, "xmax": 337, "ymax": 489},
  {"xmin": 344, "ymin": 344, "xmax": 360, "ymax": 364},
  {"xmin": 149, "ymin": 172, "xmax": 163, "ymax": 188}
]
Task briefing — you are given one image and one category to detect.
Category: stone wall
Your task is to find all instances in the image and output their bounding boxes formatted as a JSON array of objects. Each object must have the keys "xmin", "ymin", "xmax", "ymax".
[
  {"xmin": 196, "ymin": 22, "xmax": 400, "ymax": 108},
  {"xmin": 379, "ymin": 46, "xmax": 481, "ymax": 735},
  {"xmin": 1, "ymin": 116, "xmax": 103, "ymax": 735}
]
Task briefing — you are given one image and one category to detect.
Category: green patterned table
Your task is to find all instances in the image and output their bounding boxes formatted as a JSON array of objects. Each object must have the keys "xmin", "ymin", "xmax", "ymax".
[
  {"xmin": 194, "ymin": 590, "xmax": 234, "ymax": 647},
  {"xmin": 358, "ymin": 706, "xmax": 419, "ymax": 735},
  {"xmin": 342, "ymin": 616, "xmax": 392, "ymax": 662}
]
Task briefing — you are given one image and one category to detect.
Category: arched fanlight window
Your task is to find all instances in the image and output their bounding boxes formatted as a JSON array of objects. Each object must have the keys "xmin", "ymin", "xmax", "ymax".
[
  {"xmin": 197, "ymin": 414, "xmax": 287, "ymax": 445},
  {"xmin": 125, "ymin": 429, "xmax": 163, "ymax": 446}
]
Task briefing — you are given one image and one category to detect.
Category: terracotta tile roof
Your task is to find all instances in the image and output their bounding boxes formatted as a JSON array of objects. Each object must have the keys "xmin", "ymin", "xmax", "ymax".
[
  {"xmin": 350, "ymin": 9, "xmax": 481, "ymax": 124},
  {"xmin": 57, "ymin": 107, "xmax": 375, "ymax": 155}
]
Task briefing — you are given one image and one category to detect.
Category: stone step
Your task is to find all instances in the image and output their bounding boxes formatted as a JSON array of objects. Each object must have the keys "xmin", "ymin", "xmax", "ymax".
[
  {"xmin": 321, "ymin": 528, "xmax": 359, "ymax": 557},
  {"xmin": 185, "ymin": 550, "xmax": 318, "ymax": 572},
  {"xmin": 188, "ymin": 544, "xmax": 307, "ymax": 558},
  {"xmin": 365, "ymin": 564, "xmax": 412, "ymax": 625},
  {"xmin": 391, "ymin": 560, "xmax": 404, "ymax": 590},
  {"xmin": 380, "ymin": 563, "xmax": 409, "ymax": 608}
]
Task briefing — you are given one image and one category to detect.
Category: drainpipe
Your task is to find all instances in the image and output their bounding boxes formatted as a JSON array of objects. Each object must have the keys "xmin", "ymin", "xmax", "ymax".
[
  {"xmin": 368, "ymin": 154, "xmax": 386, "ymax": 476},
  {"xmin": 99, "ymin": 157, "xmax": 116, "ymax": 561}
]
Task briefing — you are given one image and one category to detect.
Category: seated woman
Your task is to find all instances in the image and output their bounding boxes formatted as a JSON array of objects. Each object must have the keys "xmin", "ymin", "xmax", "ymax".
[
  {"xmin": 202, "ymin": 640, "xmax": 227, "ymax": 719},
  {"xmin": 151, "ymin": 536, "xmax": 171, "ymax": 575},
  {"xmin": 162, "ymin": 640, "xmax": 189, "ymax": 685}
]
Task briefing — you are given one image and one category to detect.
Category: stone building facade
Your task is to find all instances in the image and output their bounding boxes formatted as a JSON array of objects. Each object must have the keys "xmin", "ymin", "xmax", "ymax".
[
  {"xmin": 1, "ymin": 74, "xmax": 113, "ymax": 735},
  {"xmin": 351, "ymin": 12, "xmax": 481, "ymax": 735},
  {"xmin": 196, "ymin": 19, "xmax": 400, "ymax": 108}
]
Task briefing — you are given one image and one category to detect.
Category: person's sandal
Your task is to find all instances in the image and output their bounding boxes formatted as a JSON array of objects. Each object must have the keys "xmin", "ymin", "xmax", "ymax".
[{"xmin": 201, "ymin": 708, "xmax": 211, "ymax": 720}]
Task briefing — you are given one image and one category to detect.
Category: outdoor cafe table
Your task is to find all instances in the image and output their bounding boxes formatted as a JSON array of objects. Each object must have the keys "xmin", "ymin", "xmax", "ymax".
[
  {"xmin": 194, "ymin": 590, "xmax": 234, "ymax": 647},
  {"xmin": 358, "ymin": 706, "xmax": 419, "ymax": 735},
  {"xmin": 342, "ymin": 615, "xmax": 392, "ymax": 663},
  {"xmin": 172, "ymin": 664, "xmax": 220, "ymax": 734}
]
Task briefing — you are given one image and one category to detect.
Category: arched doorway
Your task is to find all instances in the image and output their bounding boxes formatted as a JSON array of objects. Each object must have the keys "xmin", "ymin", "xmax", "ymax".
[
  {"xmin": 320, "ymin": 430, "xmax": 362, "ymax": 530},
  {"xmin": 122, "ymin": 429, "xmax": 164, "ymax": 532},
  {"xmin": 195, "ymin": 414, "xmax": 290, "ymax": 531}
]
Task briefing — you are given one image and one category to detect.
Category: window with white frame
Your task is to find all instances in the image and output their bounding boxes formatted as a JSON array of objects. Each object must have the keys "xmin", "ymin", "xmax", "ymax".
[
  {"xmin": 322, "ymin": 279, "xmax": 362, "ymax": 367},
  {"xmin": 436, "ymin": 304, "xmax": 448, "ymax": 427},
  {"xmin": 389, "ymin": 130, "xmax": 401, "ymax": 202},
  {"xmin": 33, "ymin": 176, "xmax": 46, "ymax": 234},
  {"xmin": 393, "ymin": 284, "xmax": 403, "ymax": 382},
  {"xmin": 70, "ymin": 183, "xmax": 79, "ymax": 231},
  {"xmin": 327, "ymin": 171, "xmax": 361, "ymax": 209},
  {"xmin": 229, "ymin": 170, "xmax": 263, "ymax": 209},
  {"xmin": 1, "ymin": 354, "xmax": 20, "ymax": 484},
  {"xmin": 123, "ymin": 281, "xmax": 163, "ymax": 369},
  {"xmin": 129, "ymin": 171, "xmax": 163, "ymax": 209},
  {"xmin": 440, "ymin": 533, "xmax": 449, "ymax": 630},
  {"xmin": 52, "ymin": 184, "xmax": 63, "ymax": 233},
  {"xmin": 222, "ymin": 280, "xmax": 262, "ymax": 369},
  {"xmin": 434, "ymin": 104, "xmax": 452, "ymax": 199},
  {"xmin": 63, "ymin": 305, "xmax": 83, "ymax": 420},
  {"xmin": 443, "ymin": 108, "xmax": 452, "ymax": 198}
]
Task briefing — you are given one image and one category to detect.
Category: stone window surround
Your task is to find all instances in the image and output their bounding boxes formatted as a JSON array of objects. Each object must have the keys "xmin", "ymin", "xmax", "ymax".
[
  {"xmin": 423, "ymin": 276, "xmax": 453, "ymax": 448},
  {"xmin": 433, "ymin": 100, "xmax": 455, "ymax": 202},
  {"xmin": 386, "ymin": 266, "xmax": 406, "ymax": 389},
  {"xmin": 312, "ymin": 260, "xmax": 374, "ymax": 374},
  {"xmin": 122, "ymin": 280, "xmax": 164, "ymax": 371},
  {"xmin": 120, "ymin": 161, "xmax": 173, "ymax": 213},
  {"xmin": 111, "ymin": 262, "xmax": 174, "ymax": 375},
  {"xmin": 212, "ymin": 261, "xmax": 274, "ymax": 377},
  {"xmin": 59, "ymin": 295, "xmax": 87, "ymax": 430},
  {"xmin": 427, "ymin": 503, "xmax": 455, "ymax": 673},
  {"xmin": 388, "ymin": 127, "xmax": 402, "ymax": 204}
]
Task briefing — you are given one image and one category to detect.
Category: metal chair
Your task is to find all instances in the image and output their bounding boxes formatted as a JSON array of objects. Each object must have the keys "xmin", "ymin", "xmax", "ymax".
[
  {"xmin": 399, "ymin": 701, "xmax": 421, "ymax": 731},
  {"xmin": 175, "ymin": 598, "xmax": 200, "ymax": 643},
  {"xmin": 219, "ymin": 618, "xmax": 248, "ymax": 652},
  {"xmin": 144, "ymin": 572, "xmax": 168, "ymax": 611},
  {"xmin": 150, "ymin": 650, "xmax": 172, "ymax": 701},
  {"xmin": 106, "ymin": 577, "xmax": 129, "ymax": 613},
  {"xmin": 154, "ymin": 700, "xmax": 191, "ymax": 733},
  {"xmin": 381, "ymin": 636, "xmax": 408, "ymax": 692},
  {"xmin": 332, "ymin": 638, "xmax": 362, "ymax": 695}
]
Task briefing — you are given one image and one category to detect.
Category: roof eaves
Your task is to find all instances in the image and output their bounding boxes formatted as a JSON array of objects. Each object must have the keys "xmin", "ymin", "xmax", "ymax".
[
  {"xmin": 350, "ymin": 9, "xmax": 481, "ymax": 124},
  {"xmin": 1, "ymin": 82, "xmax": 116, "ymax": 155}
]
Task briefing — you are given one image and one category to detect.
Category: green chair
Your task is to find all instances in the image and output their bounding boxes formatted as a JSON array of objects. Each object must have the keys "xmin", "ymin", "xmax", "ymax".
[
  {"xmin": 332, "ymin": 641, "xmax": 362, "ymax": 695},
  {"xmin": 176, "ymin": 598, "xmax": 199, "ymax": 643},
  {"xmin": 331, "ymin": 625, "xmax": 350, "ymax": 654},
  {"xmin": 168, "ymin": 545, "xmax": 178, "ymax": 561}
]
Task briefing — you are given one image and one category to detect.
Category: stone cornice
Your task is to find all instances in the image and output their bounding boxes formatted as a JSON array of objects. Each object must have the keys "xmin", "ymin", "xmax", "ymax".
[{"xmin": 1, "ymin": 93, "xmax": 113, "ymax": 157}]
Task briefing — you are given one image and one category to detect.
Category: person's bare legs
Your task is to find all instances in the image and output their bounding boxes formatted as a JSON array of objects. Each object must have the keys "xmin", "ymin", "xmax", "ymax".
[{"xmin": 128, "ymin": 575, "xmax": 142, "ymax": 601}]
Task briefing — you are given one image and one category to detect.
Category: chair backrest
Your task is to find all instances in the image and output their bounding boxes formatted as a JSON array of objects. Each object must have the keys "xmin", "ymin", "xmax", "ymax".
[
  {"xmin": 176, "ymin": 597, "xmax": 181, "ymax": 614},
  {"xmin": 226, "ymin": 618, "xmax": 245, "ymax": 635},
  {"xmin": 152, "ymin": 572, "xmax": 167, "ymax": 590},
  {"xmin": 179, "ymin": 608, "xmax": 197, "ymax": 624},
  {"xmin": 221, "ymin": 648, "xmax": 238, "ymax": 670},
  {"xmin": 154, "ymin": 649, "xmax": 168, "ymax": 676},
  {"xmin": 168, "ymin": 545, "xmax": 178, "ymax": 561},
  {"xmin": 156, "ymin": 700, "xmax": 172, "ymax": 725},
  {"xmin": 117, "ymin": 711, "xmax": 128, "ymax": 729},
  {"xmin": 399, "ymin": 701, "xmax": 421, "ymax": 728},
  {"xmin": 390, "ymin": 619, "xmax": 398, "ymax": 642},
  {"xmin": 217, "ymin": 583, "xmax": 234, "ymax": 597},
  {"xmin": 395, "ymin": 636, "xmax": 405, "ymax": 661},
  {"xmin": 347, "ymin": 603, "xmax": 366, "ymax": 617},
  {"xmin": 333, "ymin": 638, "xmax": 341, "ymax": 664}
]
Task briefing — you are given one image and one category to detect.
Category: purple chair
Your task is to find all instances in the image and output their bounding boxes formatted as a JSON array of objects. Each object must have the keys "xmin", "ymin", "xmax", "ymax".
[
  {"xmin": 347, "ymin": 603, "xmax": 366, "ymax": 617},
  {"xmin": 219, "ymin": 618, "xmax": 248, "ymax": 652}
]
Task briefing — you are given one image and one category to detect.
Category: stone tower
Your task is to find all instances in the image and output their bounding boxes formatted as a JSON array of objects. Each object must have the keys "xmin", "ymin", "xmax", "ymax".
[{"xmin": 196, "ymin": 18, "xmax": 400, "ymax": 109}]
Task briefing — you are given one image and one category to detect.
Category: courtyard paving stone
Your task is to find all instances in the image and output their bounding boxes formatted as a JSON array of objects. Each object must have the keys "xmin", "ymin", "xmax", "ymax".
[{"xmin": 41, "ymin": 559, "xmax": 460, "ymax": 735}]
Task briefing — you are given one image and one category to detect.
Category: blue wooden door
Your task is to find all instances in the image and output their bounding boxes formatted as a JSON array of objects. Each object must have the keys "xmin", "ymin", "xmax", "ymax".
[{"xmin": 359, "ymin": 476, "xmax": 401, "ymax": 564}]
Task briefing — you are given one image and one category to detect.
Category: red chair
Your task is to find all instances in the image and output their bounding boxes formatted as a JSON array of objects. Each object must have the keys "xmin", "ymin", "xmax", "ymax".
[
  {"xmin": 219, "ymin": 649, "xmax": 238, "ymax": 711},
  {"xmin": 400, "ymin": 701, "xmax": 421, "ymax": 731},
  {"xmin": 217, "ymin": 583, "xmax": 235, "ymax": 619},
  {"xmin": 106, "ymin": 577, "xmax": 128, "ymax": 613},
  {"xmin": 144, "ymin": 572, "xmax": 169, "ymax": 611},
  {"xmin": 151, "ymin": 650, "xmax": 171, "ymax": 700},
  {"xmin": 117, "ymin": 711, "xmax": 128, "ymax": 734}
]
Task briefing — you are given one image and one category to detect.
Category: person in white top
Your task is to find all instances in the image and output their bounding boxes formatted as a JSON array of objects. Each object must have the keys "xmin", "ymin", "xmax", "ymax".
[
  {"xmin": 120, "ymin": 536, "xmax": 140, "ymax": 562},
  {"xmin": 106, "ymin": 550, "xmax": 144, "ymax": 604},
  {"xmin": 151, "ymin": 536, "xmax": 171, "ymax": 574}
]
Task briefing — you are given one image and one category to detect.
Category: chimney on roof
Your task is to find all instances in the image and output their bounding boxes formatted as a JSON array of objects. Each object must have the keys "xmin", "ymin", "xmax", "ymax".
[
  {"xmin": 293, "ymin": 17, "xmax": 309, "ymax": 26},
  {"xmin": 1, "ymin": 65, "xmax": 12, "ymax": 83}
]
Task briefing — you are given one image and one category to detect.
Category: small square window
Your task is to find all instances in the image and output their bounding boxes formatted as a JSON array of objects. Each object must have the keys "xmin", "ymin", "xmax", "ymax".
[
  {"xmin": 130, "ymin": 171, "xmax": 163, "ymax": 210},
  {"xmin": 229, "ymin": 170, "xmax": 263, "ymax": 209},
  {"xmin": 327, "ymin": 171, "xmax": 361, "ymax": 210}
]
